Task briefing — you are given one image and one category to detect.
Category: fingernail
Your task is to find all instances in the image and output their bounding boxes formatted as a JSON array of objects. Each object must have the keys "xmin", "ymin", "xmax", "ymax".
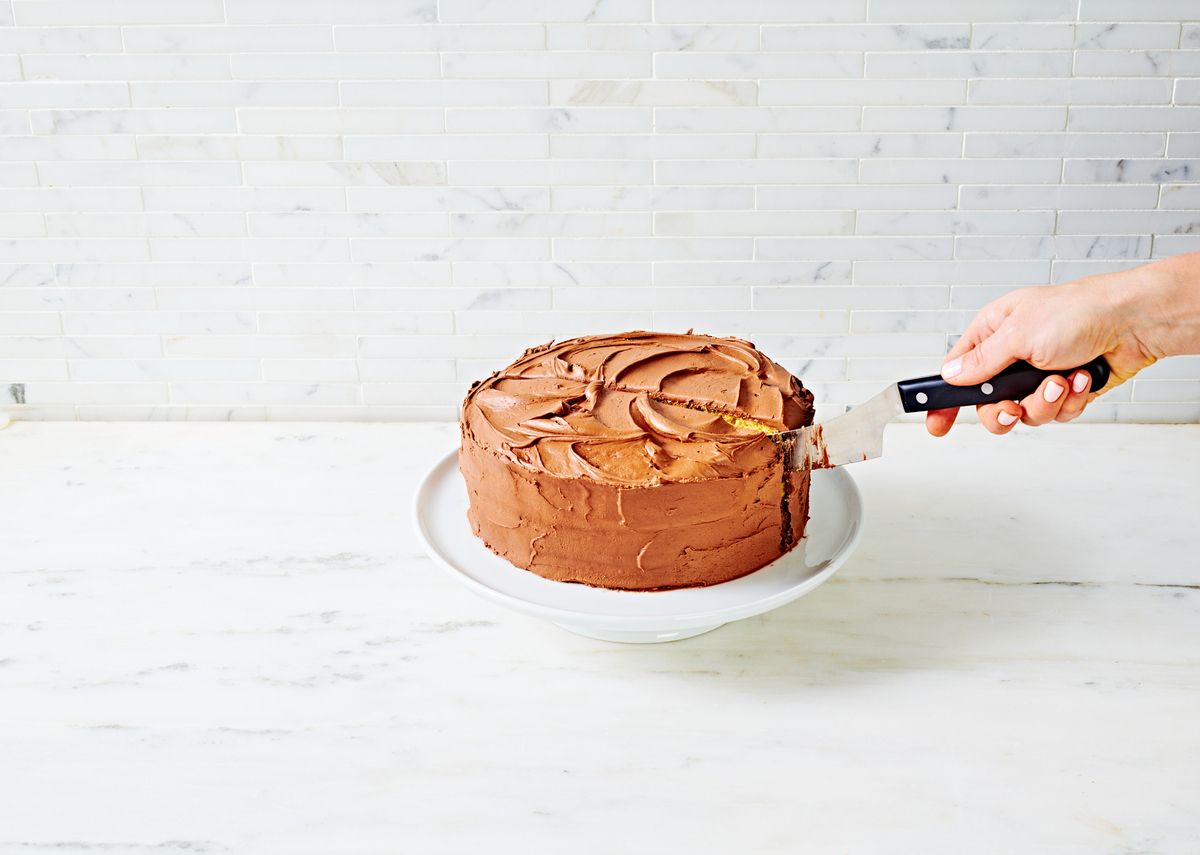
[
  {"xmin": 1072, "ymin": 372, "xmax": 1088, "ymax": 394},
  {"xmin": 942, "ymin": 357, "xmax": 962, "ymax": 379},
  {"xmin": 1044, "ymin": 380, "xmax": 1065, "ymax": 403},
  {"xmin": 997, "ymin": 411, "xmax": 1019, "ymax": 426}
]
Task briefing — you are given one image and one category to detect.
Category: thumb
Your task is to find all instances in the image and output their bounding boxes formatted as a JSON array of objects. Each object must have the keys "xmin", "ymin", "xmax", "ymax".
[{"xmin": 943, "ymin": 329, "xmax": 1021, "ymax": 385}]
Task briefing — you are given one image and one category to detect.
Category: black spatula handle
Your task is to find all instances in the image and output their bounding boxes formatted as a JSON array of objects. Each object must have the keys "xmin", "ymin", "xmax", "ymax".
[{"xmin": 897, "ymin": 357, "xmax": 1111, "ymax": 413}]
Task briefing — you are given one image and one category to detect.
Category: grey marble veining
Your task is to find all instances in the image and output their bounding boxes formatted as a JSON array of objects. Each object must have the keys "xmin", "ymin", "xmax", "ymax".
[{"xmin": 1, "ymin": 422, "xmax": 1198, "ymax": 853}]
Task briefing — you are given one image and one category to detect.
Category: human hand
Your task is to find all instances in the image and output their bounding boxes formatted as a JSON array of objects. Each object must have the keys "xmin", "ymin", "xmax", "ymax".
[{"xmin": 925, "ymin": 273, "xmax": 1162, "ymax": 437}]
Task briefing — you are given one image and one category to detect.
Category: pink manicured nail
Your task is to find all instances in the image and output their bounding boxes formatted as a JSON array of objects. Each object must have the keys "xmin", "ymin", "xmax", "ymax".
[
  {"xmin": 1044, "ymin": 380, "xmax": 1065, "ymax": 403},
  {"xmin": 997, "ymin": 411, "xmax": 1019, "ymax": 426},
  {"xmin": 1072, "ymin": 372, "xmax": 1088, "ymax": 393},
  {"xmin": 942, "ymin": 357, "xmax": 963, "ymax": 379}
]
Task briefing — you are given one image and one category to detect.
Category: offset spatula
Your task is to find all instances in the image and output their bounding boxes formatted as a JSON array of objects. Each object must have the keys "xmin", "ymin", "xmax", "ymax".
[{"xmin": 772, "ymin": 357, "xmax": 1111, "ymax": 470}]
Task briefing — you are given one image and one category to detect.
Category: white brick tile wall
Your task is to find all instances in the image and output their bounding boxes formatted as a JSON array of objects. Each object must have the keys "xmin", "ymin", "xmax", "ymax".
[{"xmin": 0, "ymin": 4, "xmax": 1199, "ymax": 421}]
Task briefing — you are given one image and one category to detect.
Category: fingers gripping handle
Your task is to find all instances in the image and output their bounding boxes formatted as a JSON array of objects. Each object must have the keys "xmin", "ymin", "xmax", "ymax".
[{"xmin": 896, "ymin": 357, "xmax": 1111, "ymax": 413}]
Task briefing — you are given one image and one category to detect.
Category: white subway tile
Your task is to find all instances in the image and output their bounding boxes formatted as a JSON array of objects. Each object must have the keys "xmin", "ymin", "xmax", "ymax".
[
  {"xmin": 347, "ymin": 186, "xmax": 549, "ymax": 212},
  {"xmin": 3, "ymin": 335, "xmax": 162, "ymax": 358},
  {"xmin": 969, "ymin": 78, "xmax": 1172, "ymax": 105},
  {"xmin": 864, "ymin": 105, "xmax": 1066, "ymax": 131},
  {"xmin": 456, "ymin": 310, "xmax": 654, "ymax": 336},
  {"xmin": 1138, "ymin": 356, "xmax": 1200, "ymax": 379},
  {"xmin": 754, "ymin": 285, "xmax": 948, "ymax": 310},
  {"xmin": 0, "ymin": 287, "xmax": 153, "ymax": 310},
  {"xmin": 1159, "ymin": 184, "xmax": 1200, "ymax": 208},
  {"xmin": 244, "ymin": 161, "xmax": 446, "ymax": 186},
  {"xmin": 23, "ymin": 53, "xmax": 232, "ymax": 80},
  {"xmin": 959, "ymin": 183, "xmax": 1158, "ymax": 209},
  {"xmin": 56, "ymin": 262, "xmax": 252, "ymax": 286},
  {"xmin": 653, "ymin": 261, "xmax": 852, "ymax": 285},
  {"xmin": 655, "ymin": 211, "xmax": 855, "ymax": 236},
  {"xmin": 449, "ymin": 160, "xmax": 652, "ymax": 185},
  {"xmin": 1185, "ymin": 25, "xmax": 1200, "ymax": 47},
  {"xmin": 149, "ymin": 238, "xmax": 349, "ymax": 262},
  {"xmin": 1054, "ymin": 235, "xmax": 1152, "ymax": 258},
  {"xmin": 333, "ymin": 24, "xmax": 544, "ymax": 51},
  {"xmin": 0, "ymin": 25, "xmax": 123, "ymax": 52},
  {"xmin": 39, "ymin": 160, "xmax": 241, "ymax": 186},
  {"xmin": 859, "ymin": 158, "xmax": 1062, "ymax": 184},
  {"xmin": 1063, "ymin": 159, "xmax": 1199, "ymax": 183},
  {"xmin": 854, "ymin": 260, "xmax": 1051, "ymax": 284},
  {"xmin": 258, "ymin": 311, "xmax": 452, "ymax": 335},
  {"xmin": 752, "ymin": 333, "xmax": 947, "ymax": 357},
  {"xmin": 254, "ymin": 262, "xmax": 451, "ymax": 286},
  {"xmin": 645, "ymin": 25, "xmax": 760, "ymax": 51},
  {"xmin": 453, "ymin": 261, "xmax": 650, "ymax": 286},
  {"xmin": 171, "ymin": 381, "xmax": 359, "ymax": 405},
  {"xmin": 0, "ymin": 0, "xmax": 14, "ymax": 25},
  {"xmin": 362, "ymin": 383, "xmax": 468, "ymax": 406},
  {"xmin": 46, "ymin": 212, "xmax": 246, "ymax": 238},
  {"xmin": 655, "ymin": 106, "xmax": 860, "ymax": 133},
  {"xmin": 948, "ymin": 285, "xmax": 1026, "ymax": 309},
  {"xmin": 954, "ymin": 235, "xmax": 1056, "ymax": 259},
  {"xmin": 654, "ymin": 0, "xmax": 865, "ymax": 23},
  {"xmin": 0, "ymin": 81, "xmax": 128, "ymax": 107},
  {"xmin": 1151, "ymin": 235, "xmax": 1200, "ymax": 256},
  {"xmin": 137, "ymin": 134, "xmax": 342, "ymax": 161},
  {"xmin": 447, "ymin": 107, "xmax": 652, "ymax": 133},
  {"xmin": 1074, "ymin": 50, "xmax": 1195, "ymax": 77},
  {"xmin": 972, "ymin": 23, "xmax": 1075, "ymax": 50},
  {"xmin": 247, "ymin": 212, "xmax": 449, "ymax": 238},
  {"xmin": 0, "ymin": 312, "xmax": 61, "ymax": 335},
  {"xmin": 131, "ymin": 81, "xmax": 339, "ymax": 107},
  {"xmin": 868, "ymin": 0, "xmax": 1075, "ymax": 22},
  {"xmin": 69, "ymin": 359, "xmax": 262, "ymax": 381},
  {"xmin": 656, "ymin": 51, "xmax": 862, "ymax": 79},
  {"xmin": 858, "ymin": 211, "xmax": 1055, "ymax": 235},
  {"xmin": 357, "ymin": 334, "xmax": 542, "ymax": 360},
  {"xmin": 761, "ymin": 78, "xmax": 963, "ymax": 106},
  {"xmin": 0, "ymin": 110, "xmax": 31, "ymax": 134},
  {"xmin": 1080, "ymin": 0, "xmax": 1199, "ymax": 21},
  {"xmin": 850, "ymin": 309, "xmax": 975, "ymax": 334},
  {"xmin": 155, "ymin": 287, "xmax": 353, "ymax": 311},
  {"xmin": 125, "ymin": 25, "xmax": 333, "ymax": 52},
  {"xmin": 553, "ymin": 285, "xmax": 749, "ymax": 311},
  {"xmin": 343, "ymin": 80, "xmax": 547, "ymax": 108},
  {"xmin": 764, "ymin": 24, "xmax": 968, "ymax": 50},
  {"xmin": 0, "ymin": 263, "xmax": 54, "ymax": 287},
  {"xmin": 31, "ymin": 107, "xmax": 238, "ymax": 134},
  {"xmin": 356, "ymin": 286, "xmax": 549, "ymax": 311},
  {"xmin": 963, "ymin": 132, "xmax": 1165, "ymax": 157},
  {"xmin": 344, "ymin": 134, "xmax": 548, "ymax": 160},
  {"xmin": 260, "ymin": 359, "xmax": 356, "ymax": 382},
  {"xmin": 0, "ymin": 188, "xmax": 141, "ymax": 212},
  {"xmin": 1167, "ymin": 134, "xmax": 1200, "ymax": 157},
  {"xmin": 451, "ymin": 212, "xmax": 650, "ymax": 237},
  {"xmin": 441, "ymin": 0, "xmax": 648, "ymax": 22},
  {"xmin": 0, "ymin": 238, "xmax": 149, "ymax": 262},
  {"xmin": 225, "ymin": 0, "xmax": 435, "ymax": 24},
  {"xmin": 757, "ymin": 183, "xmax": 958, "ymax": 210},
  {"xmin": 551, "ymin": 79, "xmax": 757, "ymax": 107},
  {"xmin": 846, "ymin": 356, "xmax": 945, "ymax": 380},
  {"xmin": 232, "ymin": 52, "xmax": 440, "ymax": 80},
  {"xmin": 756, "ymin": 236, "xmax": 953, "ymax": 261},
  {"xmin": 758, "ymin": 132, "xmax": 960, "ymax": 159},
  {"xmin": 22, "ymin": 382, "xmax": 170, "ymax": 404},
  {"xmin": 237, "ymin": 108, "xmax": 444, "ymax": 134},
  {"xmin": 62, "ymin": 311, "xmax": 255, "ymax": 335},
  {"xmin": 351, "ymin": 237, "xmax": 550, "ymax": 262},
  {"xmin": 656, "ymin": 159, "xmax": 857, "ymax": 184},
  {"xmin": 12, "ymin": 0, "xmax": 224, "ymax": 25},
  {"xmin": 0, "ymin": 213, "xmax": 45, "ymax": 236},
  {"xmin": 867, "ymin": 51, "xmax": 1072, "ymax": 78},
  {"xmin": 1172, "ymin": 80, "xmax": 1200, "ymax": 106},
  {"xmin": 651, "ymin": 310, "xmax": 849, "ymax": 338},
  {"xmin": 1057, "ymin": 209, "xmax": 1200, "ymax": 233},
  {"xmin": 444, "ymin": 51, "xmax": 651, "ymax": 78},
  {"xmin": 1050, "ymin": 259, "xmax": 1149, "ymax": 282},
  {"xmin": 1131, "ymin": 380, "xmax": 1200, "ymax": 402},
  {"xmin": 551, "ymin": 185, "xmax": 754, "ymax": 211},
  {"xmin": 143, "ymin": 187, "xmax": 347, "ymax": 212},
  {"xmin": 359, "ymin": 359, "xmax": 457, "ymax": 382},
  {"xmin": 0, "ymin": 134, "xmax": 137, "ymax": 160},
  {"xmin": 552, "ymin": 236, "xmax": 752, "ymax": 261},
  {"xmin": 550, "ymin": 133, "xmax": 755, "ymax": 160},
  {"xmin": 1075, "ymin": 23, "xmax": 1181, "ymax": 49},
  {"xmin": 165, "ymin": 335, "xmax": 355, "ymax": 357},
  {"xmin": 0, "ymin": 359, "xmax": 69, "ymax": 381},
  {"xmin": 775, "ymin": 358, "xmax": 847, "ymax": 382}
]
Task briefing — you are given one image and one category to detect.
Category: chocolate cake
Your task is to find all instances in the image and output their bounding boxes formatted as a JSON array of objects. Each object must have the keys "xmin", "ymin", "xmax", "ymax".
[{"xmin": 459, "ymin": 331, "xmax": 816, "ymax": 591}]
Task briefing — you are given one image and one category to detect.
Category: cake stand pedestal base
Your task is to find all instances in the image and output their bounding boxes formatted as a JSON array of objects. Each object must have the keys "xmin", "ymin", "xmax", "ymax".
[{"xmin": 553, "ymin": 623, "xmax": 725, "ymax": 644}]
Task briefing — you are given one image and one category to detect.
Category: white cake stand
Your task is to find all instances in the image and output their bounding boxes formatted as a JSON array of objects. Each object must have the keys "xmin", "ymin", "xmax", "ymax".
[{"xmin": 412, "ymin": 449, "xmax": 864, "ymax": 644}]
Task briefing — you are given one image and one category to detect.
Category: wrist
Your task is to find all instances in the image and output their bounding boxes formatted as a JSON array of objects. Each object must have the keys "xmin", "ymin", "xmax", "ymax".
[{"xmin": 1103, "ymin": 253, "xmax": 1200, "ymax": 359}]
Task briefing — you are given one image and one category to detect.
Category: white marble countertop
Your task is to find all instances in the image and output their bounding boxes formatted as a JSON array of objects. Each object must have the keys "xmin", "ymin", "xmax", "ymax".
[{"xmin": 2, "ymin": 421, "xmax": 1198, "ymax": 854}]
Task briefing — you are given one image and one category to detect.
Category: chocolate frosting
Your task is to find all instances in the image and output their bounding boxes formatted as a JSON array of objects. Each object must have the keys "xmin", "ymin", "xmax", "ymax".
[
  {"xmin": 462, "ymin": 331, "xmax": 814, "ymax": 488},
  {"xmin": 460, "ymin": 331, "xmax": 815, "ymax": 591}
]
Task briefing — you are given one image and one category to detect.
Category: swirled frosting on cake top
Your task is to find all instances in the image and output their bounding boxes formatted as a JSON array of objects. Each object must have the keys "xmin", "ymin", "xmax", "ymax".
[{"xmin": 462, "ymin": 332, "xmax": 814, "ymax": 487}]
